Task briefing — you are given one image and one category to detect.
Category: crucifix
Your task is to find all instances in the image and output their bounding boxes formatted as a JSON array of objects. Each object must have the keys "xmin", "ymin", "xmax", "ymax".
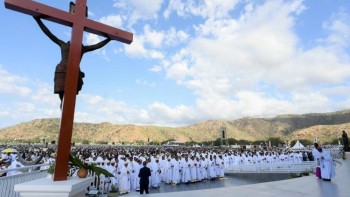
[{"xmin": 5, "ymin": 0, "xmax": 133, "ymax": 181}]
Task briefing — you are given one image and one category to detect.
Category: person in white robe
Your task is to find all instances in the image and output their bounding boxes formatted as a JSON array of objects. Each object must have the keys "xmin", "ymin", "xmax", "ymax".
[
  {"xmin": 130, "ymin": 157, "xmax": 139, "ymax": 191},
  {"xmin": 150, "ymin": 159, "xmax": 161, "ymax": 188},
  {"xmin": 7, "ymin": 156, "xmax": 24, "ymax": 176},
  {"xmin": 189, "ymin": 156, "xmax": 197, "ymax": 182},
  {"xmin": 182, "ymin": 157, "xmax": 191, "ymax": 183},
  {"xmin": 133, "ymin": 159, "xmax": 141, "ymax": 191},
  {"xmin": 312, "ymin": 143, "xmax": 322, "ymax": 173},
  {"xmin": 110, "ymin": 160, "xmax": 119, "ymax": 188},
  {"xmin": 159, "ymin": 156, "xmax": 166, "ymax": 182},
  {"xmin": 104, "ymin": 160, "xmax": 115, "ymax": 193},
  {"xmin": 171, "ymin": 157, "xmax": 181, "ymax": 185},
  {"xmin": 319, "ymin": 147, "xmax": 336, "ymax": 181},
  {"xmin": 196, "ymin": 157, "xmax": 203, "ymax": 181},
  {"xmin": 146, "ymin": 158, "xmax": 152, "ymax": 187},
  {"xmin": 127, "ymin": 157, "xmax": 135, "ymax": 191},
  {"xmin": 214, "ymin": 155, "xmax": 220, "ymax": 178},
  {"xmin": 266, "ymin": 153, "xmax": 273, "ymax": 164},
  {"xmin": 208, "ymin": 157, "xmax": 216, "ymax": 179},
  {"xmin": 118, "ymin": 162, "xmax": 130, "ymax": 194},
  {"xmin": 234, "ymin": 153, "xmax": 240, "ymax": 165},
  {"xmin": 297, "ymin": 152, "xmax": 303, "ymax": 163},
  {"xmin": 217, "ymin": 155, "xmax": 225, "ymax": 178},
  {"xmin": 201, "ymin": 157, "xmax": 208, "ymax": 180},
  {"xmin": 164, "ymin": 157, "xmax": 173, "ymax": 184}
]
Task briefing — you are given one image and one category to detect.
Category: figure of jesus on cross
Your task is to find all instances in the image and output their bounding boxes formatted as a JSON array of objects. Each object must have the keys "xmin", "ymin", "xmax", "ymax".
[{"xmin": 4, "ymin": 0, "xmax": 133, "ymax": 181}]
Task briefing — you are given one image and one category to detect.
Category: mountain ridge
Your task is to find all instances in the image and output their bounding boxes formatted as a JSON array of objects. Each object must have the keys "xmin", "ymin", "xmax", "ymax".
[{"xmin": 1, "ymin": 109, "xmax": 349, "ymax": 144}]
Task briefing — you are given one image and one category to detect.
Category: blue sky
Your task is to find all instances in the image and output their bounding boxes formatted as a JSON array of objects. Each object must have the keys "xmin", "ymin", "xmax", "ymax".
[{"xmin": 1, "ymin": 0, "xmax": 350, "ymax": 129}]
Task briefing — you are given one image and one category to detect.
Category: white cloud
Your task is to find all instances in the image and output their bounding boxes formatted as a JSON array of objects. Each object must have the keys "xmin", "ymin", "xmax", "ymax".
[
  {"xmin": 164, "ymin": 0, "xmax": 240, "ymax": 19},
  {"xmin": 147, "ymin": 102, "xmax": 196, "ymax": 124},
  {"xmin": 164, "ymin": 27, "xmax": 189, "ymax": 46},
  {"xmin": 124, "ymin": 34, "xmax": 164, "ymax": 59},
  {"xmin": 125, "ymin": 24, "xmax": 188, "ymax": 59},
  {"xmin": 78, "ymin": 95, "xmax": 142, "ymax": 124},
  {"xmin": 15, "ymin": 102, "xmax": 36, "ymax": 113},
  {"xmin": 31, "ymin": 83, "xmax": 58, "ymax": 106},
  {"xmin": 150, "ymin": 65, "xmax": 162, "ymax": 73},
  {"xmin": 85, "ymin": 34, "xmax": 102, "ymax": 45},
  {"xmin": 124, "ymin": 36, "xmax": 148, "ymax": 57},
  {"xmin": 0, "ymin": 66, "xmax": 31, "ymax": 96},
  {"xmin": 166, "ymin": 61, "xmax": 190, "ymax": 82},
  {"xmin": 0, "ymin": 111, "xmax": 9, "ymax": 117},
  {"xmin": 84, "ymin": 34, "xmax": 110, "ymax": 61},
  {"xmin": 0, "ymin": 67, "xmax": 62, "ymax": 127},
  {"xmin": 99, "ymin": 15, "xmax": 123, "ymax": 27},
  {"xmin": 321, "ymin": 9, "xmax": 350, "ymax": 49},
  {"xmin": 164, "ymin": 0, "xmax": 307, "ymax": 92},
  {"xmin": 113, "ymin": 0, "xmax": 163, "ymax": 25},
  {"xmin": 159, "ymin": 0, "xmax": 350, "ymax": 122},
  {"xmin": 72, "ymin": 94, "xmax": 198, "ymax": 126},
  {"xmin": 143, "ymin": 24, "xmax": 165, "ymax": 48},
  {"xmin": 149, "ymin": 50, "xmax": 164, "ymax": 59},
  {"xmin": 81, "ymin": 95, "xmax": 104, "ymax": 105},
  {"xmin": 136, "ymin": 78, "xmax": 156, "ymax": 87}
]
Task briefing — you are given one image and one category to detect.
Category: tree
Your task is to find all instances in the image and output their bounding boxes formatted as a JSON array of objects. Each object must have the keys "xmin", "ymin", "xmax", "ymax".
[
  {"xmin": 82, "ymin": 139, "xmax": 89, "ymax": 144},
  {"xmin": 227, "ymin": 138, "xmax": 238, "ymax": 145}
]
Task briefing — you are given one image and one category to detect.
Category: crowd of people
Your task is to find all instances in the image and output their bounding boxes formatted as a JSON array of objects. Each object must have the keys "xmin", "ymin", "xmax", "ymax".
[
  {"xmin": 76, "ymin": 146, "xmax": 227, "ymax": 194},
  {"xmin": 0, "ymin": 143, "xmax": 342, "ymax": 194},
  {"xmin": 79, "ymin": 146, "xmax": 320, "ymax": 194},
  {"xmin": 0, "ymin": 152, "xmax": 25, "ymax": 177}
]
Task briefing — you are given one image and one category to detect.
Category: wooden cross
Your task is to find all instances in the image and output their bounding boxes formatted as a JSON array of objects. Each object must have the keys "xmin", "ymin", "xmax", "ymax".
[{"xmin": 5, "ymin": 0, "xmax": 133, "ymax": 181}]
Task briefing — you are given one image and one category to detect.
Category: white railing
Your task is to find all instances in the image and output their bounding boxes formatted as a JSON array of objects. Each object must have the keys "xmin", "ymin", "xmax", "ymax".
[
  {"xmin": 225, "ymin": 161, "xmax": 316, "ymax": 173},
  {"xmin": 329, "ymin": 147, "xmax": 343, "ymax": 159},
  {"xmin": 0, "ymin": 164, "xmax": 49, "ymax": 197}
]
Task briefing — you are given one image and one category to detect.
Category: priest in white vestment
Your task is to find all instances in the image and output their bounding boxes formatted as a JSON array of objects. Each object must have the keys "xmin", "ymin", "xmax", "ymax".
[
  {"xmin": 151, "ymin": 159, "xmax": 161, "ymax": 188},
  {"xmin": 319, "ymin": 147, "xmax": 336, "ymax": 181},
  {"xmin": 118, "ymin": 162, "xmax": 130, "ymax": 194},
  {"xmin": 189, "ymin": 157, "xmax": 197, "ymax": 182},
  {"xmin": 171, "ymin": 157, "xmax": 181, "ymax": 184},
  {"xmin": 182, "ymin": 157, "xmax": 191, "ymax": 183},
  {"xmin": 165, "ymin": 157, "xmax": 173, "ymax": 184}
]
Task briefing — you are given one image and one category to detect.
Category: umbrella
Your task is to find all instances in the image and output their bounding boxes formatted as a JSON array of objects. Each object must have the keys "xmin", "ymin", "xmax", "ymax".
[{"xmin": 1, "ymin": 148, "xmax": 18, "ymax": 153}]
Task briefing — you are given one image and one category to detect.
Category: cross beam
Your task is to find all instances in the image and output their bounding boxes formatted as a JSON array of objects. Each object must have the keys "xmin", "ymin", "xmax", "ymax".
[
  {"xmin": 4, "ymin": 0, "xmax": 133, "ymax": 181},
  {"xmin": 5, "ymin": 0, "xmax": 133, "ymax": 43}
]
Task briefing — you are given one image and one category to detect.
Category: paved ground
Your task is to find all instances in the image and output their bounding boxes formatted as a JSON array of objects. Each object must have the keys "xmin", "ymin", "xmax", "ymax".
[
  {"xmin": 136, "ymin": 160, "xmax": 350, "ymax": 197},
  {"xmin": 92, "ymin": 160, "xmax": 349, "ymax": 197}
]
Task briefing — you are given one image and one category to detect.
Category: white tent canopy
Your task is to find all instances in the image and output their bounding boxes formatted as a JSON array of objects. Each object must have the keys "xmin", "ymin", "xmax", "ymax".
[{"xmin": 291, "ymin": 140, "xmax": 305, "ymax": 149}]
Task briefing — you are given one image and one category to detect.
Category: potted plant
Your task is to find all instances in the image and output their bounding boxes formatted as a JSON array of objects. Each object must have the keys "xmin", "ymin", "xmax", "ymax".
[
  {"xmin": 301, "ymin": 170, "xmax": 310, "ymax": 176},
  {"xmin": 107, "ymin": 184, "xmax": 119, "ymax": 197},
  {"xmin": 47, "ymin": 163, "xmax": 55, "ymax": 178},
  {"xmin": 69, "ymin": 154, "xmax": 114, "ymax": 178}
]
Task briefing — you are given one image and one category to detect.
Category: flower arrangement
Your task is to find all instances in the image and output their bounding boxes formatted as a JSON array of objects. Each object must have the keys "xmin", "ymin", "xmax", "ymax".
[{"xmin": 69, "ymin": 154, "xmax": 114, "ymax": 178}]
